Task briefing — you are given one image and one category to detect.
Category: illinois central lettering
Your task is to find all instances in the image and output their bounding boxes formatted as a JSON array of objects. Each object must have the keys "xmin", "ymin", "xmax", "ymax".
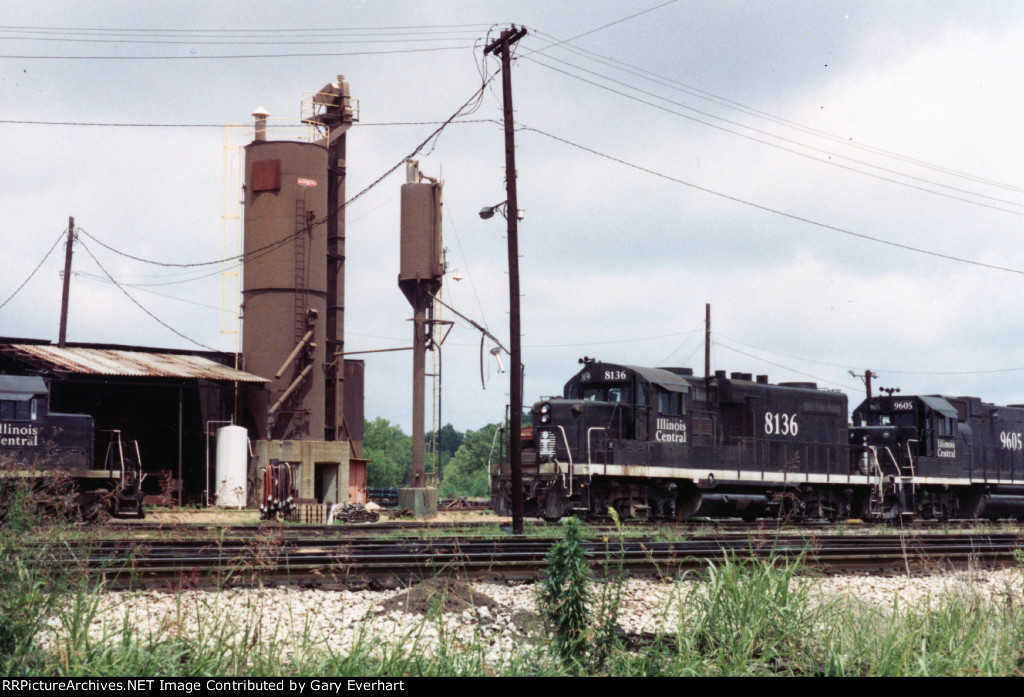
[
  {"xmin": 655, "ymin": 418, "xmax": 687, "ymax": 443},
  {"xmin": 0, "ymin": 423, "xmax": 41, "ymax": 447}
]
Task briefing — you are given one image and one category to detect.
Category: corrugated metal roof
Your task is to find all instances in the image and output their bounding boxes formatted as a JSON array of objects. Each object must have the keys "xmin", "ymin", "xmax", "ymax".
[{"xmin": 4, "ymin": 344, "xmax": 268, "ymax": 383}]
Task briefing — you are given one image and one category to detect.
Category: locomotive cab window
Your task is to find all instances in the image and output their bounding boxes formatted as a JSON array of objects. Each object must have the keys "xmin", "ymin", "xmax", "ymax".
[
  {"xmin": 657, "ymin": 391, "xmax": 684, "ymax": 415},
  {"xmin": 583, "ymin": 385, "xmax": 631, "ymax": 403},
  {"xmin": 0, "ymin": 398, "xmax": 34, "ymax": 421}
]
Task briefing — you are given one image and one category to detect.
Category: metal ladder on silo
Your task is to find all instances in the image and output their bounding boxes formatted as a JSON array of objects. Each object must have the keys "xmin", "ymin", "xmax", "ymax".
[{"xmin": 293, "ymin": 199, "xmax": 309, "ymax": 343}]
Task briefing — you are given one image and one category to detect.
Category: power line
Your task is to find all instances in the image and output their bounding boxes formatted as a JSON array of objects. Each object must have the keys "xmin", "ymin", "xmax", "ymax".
[
  {"xmin": 0, "ymin": 23, "xmax": 492, "ymax": 33},
  {"xmin": 717, "ymin": 331, "xmax": 1024, "ymax": 378},
  {"xmin": 73, "ymin": 73, "xmax": 496, "ymax": 272},
  {"xmin": 74, "ymin": 271, "xmax": 224, "ymax": 311},
  {"xmin": 0, "ymin": 45, "xmax": 475, "ymax": 60},
  {"xmin": 521, "ymin": 0, "xmax": 681, "ymax": 56},
  {"xmin": 523, "ymin": 54, "xmax": 1024, "ymax": 215},
  {"xmin": 77, "ymin": 239, "xmax": 218, "ymax": 351},
  {"xmin": 0, "ymin": 118, "xmax": 497, "ymax": 128},
  {"xmin": 526, "ymin": 28, "xmax": 1024, "ymax": 198},
  {"xmin": 0, "ymin": 230, "xmax": 65, "ymax": 311},
  {"xmin": 521, "ymin": 125, "xmax": 1024, "ymax": 276},
  {"xmin": 715, "ymin": 340, "xmax": 859, "ymax": 391}
]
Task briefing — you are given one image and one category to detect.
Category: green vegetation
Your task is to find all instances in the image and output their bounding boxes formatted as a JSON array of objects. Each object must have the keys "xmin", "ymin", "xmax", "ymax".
[
  {"xmin": 363, "ymin": 418, "xmax": 500, "ymax": 497},
  {"xmin": 439, "ymin": 423, "xmax": 500, "ymax": 498},
  {"xmin": 7, "ymin": 503, "xmax": 1024, "ymax": 676},
  {"xmin": 362, "ymin": 417, "xmax": 412, "ymax": 488}
]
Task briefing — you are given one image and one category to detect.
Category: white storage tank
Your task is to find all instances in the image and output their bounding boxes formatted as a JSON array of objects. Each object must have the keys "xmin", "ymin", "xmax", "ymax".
[{"xmin": 215, "ymin": 425, "xmax": 249, "ymax": 508}]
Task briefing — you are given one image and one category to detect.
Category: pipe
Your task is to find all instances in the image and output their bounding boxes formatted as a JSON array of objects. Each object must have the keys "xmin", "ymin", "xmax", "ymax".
[
  {"xmin": 268, "ymin": 364, "xmax": 314, "ymax": 415},
  {"xmin": 274, "ymin": 329, "xmax": 315, "ymax": 379}
]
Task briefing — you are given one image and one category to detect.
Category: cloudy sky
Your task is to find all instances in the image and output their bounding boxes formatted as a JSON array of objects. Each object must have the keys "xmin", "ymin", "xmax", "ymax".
[{"xmin": 3, "ymin": 1, "xmax": 1024, "ymax": 434}]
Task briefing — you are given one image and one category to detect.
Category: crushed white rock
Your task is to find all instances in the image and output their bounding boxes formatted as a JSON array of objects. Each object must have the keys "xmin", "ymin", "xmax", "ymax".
[{"xmin": 37, "ymin": 568, "xmax": 1024, "ymax": 664}]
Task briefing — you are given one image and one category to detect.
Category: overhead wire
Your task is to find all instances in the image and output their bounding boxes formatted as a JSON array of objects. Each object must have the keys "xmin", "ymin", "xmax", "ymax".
[
  {"xmin": 74, "ymin": 271, "xmax": 224, "ymax": 312},
  {"xmin": 520, "ymin": 0, "xmax": 681, "ymax": 57},
  {"xmin": 77, "ymin": 239, "xmax": 218, "ymax": 351},
  {"xmin": 0, "ymin": 230, "xmax": 66, "ymax": 311},
  {"xmin": 526, "ymin": 28, "xmax": 1024, "ymax": 197},
  {"xmin": 713, "ymin": 331, "xmax": 1024, "ymax": 379},
  {"xmin": 0, "ymin": 23, "xmax": 493, "ymax": 34},
  {"xmin": 714, "ymin": 340, "xmax": 861, "ymax": 391},
  {"xmin": 73, "ymin": 73, "xmax": 497, "ymax": 274},
  {"xmin": 520, "ymin": 125, "xmax": 1024, "ymax": 276},
  {"xmin": 0, "ymin": 118, "xmax": 498, "ymax": 128},
  {"xmin": 0, "ymin": 46, "xmax": 476, "ymax": 60},
  {"xmin": 520, "ymin": 53, "xmax": 1024, "ymax": 215}
]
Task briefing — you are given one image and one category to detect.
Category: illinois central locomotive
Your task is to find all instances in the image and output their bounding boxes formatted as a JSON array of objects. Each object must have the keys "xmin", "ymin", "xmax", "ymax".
[
  {"xmin": 490, "ymin": 359, "xmax": 1024, "ymax": 521},
  {"xmin": 0, "ymin": 374, "xmax": 144, "ymax": 518}
]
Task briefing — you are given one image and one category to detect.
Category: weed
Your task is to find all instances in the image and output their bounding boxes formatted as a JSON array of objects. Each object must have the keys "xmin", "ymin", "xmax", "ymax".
[{"xmin": 537, "ymin": 516, "xmax": 592, "ymax": 673}]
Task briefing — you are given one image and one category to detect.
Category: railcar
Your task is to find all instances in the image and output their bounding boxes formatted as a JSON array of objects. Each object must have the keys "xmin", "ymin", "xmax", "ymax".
[
  {"xmin": 0, "ymin": 374, "xmax": 144, "ymax": 518},
  {"xmin": 491, "ymin": 359, "xmax": 853, "ymax": 521},
  {"xmin": 850, "ymin": 394, "xmax": 1024, "ymax": 519}
]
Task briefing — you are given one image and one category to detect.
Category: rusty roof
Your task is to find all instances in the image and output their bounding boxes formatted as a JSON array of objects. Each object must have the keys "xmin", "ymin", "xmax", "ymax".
[{"xmin": 3, "ymin": 344, "xmax": 268, "ymax": 382}]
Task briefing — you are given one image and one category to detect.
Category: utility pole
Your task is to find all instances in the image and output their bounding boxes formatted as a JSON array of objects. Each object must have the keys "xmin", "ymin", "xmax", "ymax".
[
  {"xmin": 58, "ymin": 216, "xmax": 74, "ymax": 348},
  {"xmin": 704, "ymin": 303, "xmax": 711, "ymax": 379},
  {"xmin": 485, "ymin": 25, "xmax": 527, "ymax": 535},
  {"xmin": 848, "ymin": 369, "xmax": 877, "ymax": 400}
]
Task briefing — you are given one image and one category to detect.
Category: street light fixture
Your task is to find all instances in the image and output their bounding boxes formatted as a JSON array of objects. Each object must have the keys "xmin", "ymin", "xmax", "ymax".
[{"xmin": 479, "ymin": 202, "xmax": 505, "ymax": 220}]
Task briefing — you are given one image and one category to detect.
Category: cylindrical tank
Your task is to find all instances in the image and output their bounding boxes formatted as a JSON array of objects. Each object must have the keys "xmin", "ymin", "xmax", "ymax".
[
  {"xmin": 242, "ymin": 138, "xmax": 328, "ymax": 440},
  {"xmin": 398, "ymin": 181, "xmax": 443, "ymax": 306},
  {"xmin": 215, "ymin": 425, "xmax": 249, "ymax": 508}
]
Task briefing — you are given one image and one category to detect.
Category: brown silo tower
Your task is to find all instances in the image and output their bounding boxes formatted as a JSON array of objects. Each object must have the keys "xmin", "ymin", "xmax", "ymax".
[
  {"xmin": 243, "ymin": 133, "xmax": 328, "ymax": 440},
  {"xmin": 240, "ymin": 78, "xmax": 358, "ymax": 508}
]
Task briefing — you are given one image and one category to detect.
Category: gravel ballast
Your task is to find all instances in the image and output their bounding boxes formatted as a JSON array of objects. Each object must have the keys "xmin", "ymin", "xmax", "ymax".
[{"xmin": 39, "ymin": 567, "xmax": 1024, "ymax": 665}]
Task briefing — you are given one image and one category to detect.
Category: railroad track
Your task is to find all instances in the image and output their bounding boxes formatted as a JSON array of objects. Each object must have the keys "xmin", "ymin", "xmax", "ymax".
[
  {"xmin": 103, "ymin": 516, "xmax": 1020, "ymax": 539},
  {"xmin": 19, "ymin": 531, "xmax": 1024, "ymax": 589}
]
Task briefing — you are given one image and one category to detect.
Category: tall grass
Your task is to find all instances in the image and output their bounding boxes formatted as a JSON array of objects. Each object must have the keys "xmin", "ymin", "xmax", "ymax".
[{"xmin": 8, "ymin": 499, "xmax": 1024, "ymax": 676}]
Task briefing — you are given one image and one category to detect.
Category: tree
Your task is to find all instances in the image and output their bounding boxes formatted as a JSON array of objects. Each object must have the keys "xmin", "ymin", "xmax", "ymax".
[
  {"xmin": 362, "ymin": 417, "xmax": 412, "ymax": 488},
  {"xmin": 427, "ymin": 423, "xmax": 464, "ymax": 460},
  {"xmin": 439, "ymin": 423, "xmax": 501, "ymax": 498},
  {"xmin": 425, "ymin": 423, "xmax": 464, "ymax": 480}
]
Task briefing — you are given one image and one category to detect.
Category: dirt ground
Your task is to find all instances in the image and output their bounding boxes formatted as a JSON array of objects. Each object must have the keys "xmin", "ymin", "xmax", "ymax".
[
  {"xmin": 134, "ymin": 507, "xmax": 505, "ymax": 526},
  {"xmin": 377, "ymin": 576, "xmax": 504, "ymax": 614}
]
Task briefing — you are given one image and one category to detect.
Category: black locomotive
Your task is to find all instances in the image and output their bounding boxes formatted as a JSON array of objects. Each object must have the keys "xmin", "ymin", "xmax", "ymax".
[
  {"xmin": 850, "ymin": 394, "xmax": 1024, "ymax": 520},
  {"xmin": 490, "ymin": 359, "xmax": 1024, "ymax": 521},
  {"xmin": 0, "ymin": 374, "xmax": 144, "ymax": 518}
]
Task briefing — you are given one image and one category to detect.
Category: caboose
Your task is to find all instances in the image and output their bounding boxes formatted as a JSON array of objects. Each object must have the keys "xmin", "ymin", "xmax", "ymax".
[
  {"xmin": 491, "ymin": 359, "xmax": 852, "ymax": 521},
  {"xmin": 850, "ymin": 394, "xmax": 1024, "ymax": 519}
]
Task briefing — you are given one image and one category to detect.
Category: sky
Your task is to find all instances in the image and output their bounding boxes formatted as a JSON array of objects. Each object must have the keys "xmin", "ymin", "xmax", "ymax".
[{"xmin": 3, "ymin": 1, "xmax": 1024, "ymax": 435}]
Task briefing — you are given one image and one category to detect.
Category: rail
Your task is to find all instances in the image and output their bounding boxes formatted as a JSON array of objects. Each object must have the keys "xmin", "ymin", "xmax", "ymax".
[{"xmin": 27, "ymin": 530, "xmax": 1024, "ymax": 588}]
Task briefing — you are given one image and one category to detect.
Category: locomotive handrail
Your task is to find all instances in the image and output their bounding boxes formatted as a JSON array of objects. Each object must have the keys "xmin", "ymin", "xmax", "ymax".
[
  {"xmin": 552, "ymin": 425, "xmax": 574, "ymax": 491},
  {"xmin": 881, "ymin": 447, "xmax": 901, "ymax": 476},
  {"xmin": 587, "ymin": 426, "xmax": 607, "ymax": 471},
  {"xmin": 862, "ymin": 446, "xmax": 891, "ymax": 518},
  {"xmin": 903, "ymin": 439, "xmax": 918, "ymax": 477}
]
